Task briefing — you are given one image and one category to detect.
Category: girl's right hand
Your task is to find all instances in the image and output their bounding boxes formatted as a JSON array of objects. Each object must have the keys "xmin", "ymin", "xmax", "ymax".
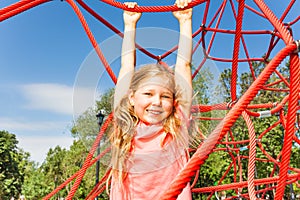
[{"xmin": 123, "ymin": 2, "xmax": 142, "ymax": 25}]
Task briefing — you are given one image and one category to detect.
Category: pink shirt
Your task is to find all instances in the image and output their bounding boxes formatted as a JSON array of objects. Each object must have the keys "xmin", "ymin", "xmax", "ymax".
[{"xmin": 110, "ymin": 122, "xmax": 192, "ymax": 200}]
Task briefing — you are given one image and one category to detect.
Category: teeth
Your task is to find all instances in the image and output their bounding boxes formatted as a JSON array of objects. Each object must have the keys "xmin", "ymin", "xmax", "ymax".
[{"xmin": 148, "ymin": 110, "xmax": 162, "ymax": 115}]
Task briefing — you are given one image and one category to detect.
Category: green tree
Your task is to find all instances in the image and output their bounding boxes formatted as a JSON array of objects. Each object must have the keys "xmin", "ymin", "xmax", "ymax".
[
  {"xmin": 96, "ymin": 88, "xmax": 114, "ymax": 115},
  {"xmin": 60, "ymin": 140, "xmax": 97, "ymax": 199},
  {"xmin": 0, "ymin": 131, "xmax": 30, "ymax": 200},
  {"xmin": 71, "ymin": 108, "xmax": 100, "ymax": 148},
  {"xmin": 22, "ymin": 162, "xmax": 49, "ymax": 200},
  {"xmin": 71, "ymin": 88, "xmax": 114, "ymax": 148}
]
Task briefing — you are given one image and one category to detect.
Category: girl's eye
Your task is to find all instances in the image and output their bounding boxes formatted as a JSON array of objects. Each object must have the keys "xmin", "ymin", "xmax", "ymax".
[
  {"xmin": 162, "ymin": 95, "xmax": 172, "ymax": 99},
  {"xmin": 143, "ymin": 92, "xmax": 152, "ymax": 96}
]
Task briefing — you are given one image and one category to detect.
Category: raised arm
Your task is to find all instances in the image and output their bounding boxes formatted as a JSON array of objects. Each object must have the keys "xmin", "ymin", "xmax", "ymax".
[
  {"xmin": 114, "ymin": 2, "xmax": 141, "ymax": 109},
  {"xmin": 173, "ymin": 1, "xmax": 193, "ymax": 118}
]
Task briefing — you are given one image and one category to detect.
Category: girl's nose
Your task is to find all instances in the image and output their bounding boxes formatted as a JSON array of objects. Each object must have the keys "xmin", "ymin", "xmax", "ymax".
[{"xmin": 152, "ymin": 94, "xmax": 162, "ymax": 106}]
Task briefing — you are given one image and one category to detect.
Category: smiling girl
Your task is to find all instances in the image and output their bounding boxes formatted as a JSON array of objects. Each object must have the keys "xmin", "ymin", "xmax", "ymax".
[{"xmin": 109, "ymin": 1, "xmax": 193, "ymax": 199}]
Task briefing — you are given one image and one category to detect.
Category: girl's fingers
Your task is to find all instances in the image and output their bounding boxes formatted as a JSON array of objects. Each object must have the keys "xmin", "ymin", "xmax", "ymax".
[
  {"xmin": 124, "ymin": 2, "xmax": 137, "ymax": 9},
  {"xmin": 175, "ymin": 0, "xmax": 191, "ymax": 8}
]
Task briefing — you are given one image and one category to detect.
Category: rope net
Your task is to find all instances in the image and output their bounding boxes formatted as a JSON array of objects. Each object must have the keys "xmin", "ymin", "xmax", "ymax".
[{"xmin": 1, "ymin": 0, "xmax": 299, "ymax": 199}]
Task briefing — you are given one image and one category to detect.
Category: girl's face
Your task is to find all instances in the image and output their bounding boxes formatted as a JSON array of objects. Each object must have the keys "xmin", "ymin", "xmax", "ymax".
[{"xmin": 129, "ymin": 77, "xmax": 174, "ymax": 125}]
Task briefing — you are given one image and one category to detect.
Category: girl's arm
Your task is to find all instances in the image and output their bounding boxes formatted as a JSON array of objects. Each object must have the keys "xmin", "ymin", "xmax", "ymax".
[
  {"xmin": 173, "ymin": 2, "xmax": 193, "ymax": 118},
  {"xmin": 114, "ymin": 2, "xmax": 141, "ymax": 109}
]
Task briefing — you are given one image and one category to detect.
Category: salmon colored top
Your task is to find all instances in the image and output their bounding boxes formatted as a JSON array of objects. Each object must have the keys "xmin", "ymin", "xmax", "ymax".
[{"xmin": 110, "ymin": 122, "xmax": 192, "ymax": 200}]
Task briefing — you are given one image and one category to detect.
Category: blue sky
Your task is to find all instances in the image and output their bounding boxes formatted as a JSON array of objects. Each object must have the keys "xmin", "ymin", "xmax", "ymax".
[{"xmin": 0, "ymin": 0, "xmax": 299, "ymax": 164}]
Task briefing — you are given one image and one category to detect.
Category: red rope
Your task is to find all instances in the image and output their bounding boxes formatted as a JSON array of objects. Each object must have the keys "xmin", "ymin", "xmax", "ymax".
[
  {"xmin": 100, "ymin": 0, "xmax": 206, "ymax": 12},
  {"xmin": 76, "ymin": 0, "xmax": 159, "ymax": 60},
  {"xmin": 242, "ymin": 111, "xmax": 256, "ymax": 200},
  {"xmin": 66, "ymin": 0, "xmax": 117, "ymax": 84},
  {"xmin": 85, "ymin": 168, "xmax": 111, "ymax": 200},
  {"xmin": 275, "ymin": 53, "xmax": 300, "ymax": 200},
  {"xmin": 192, "ymin": 0, "xmax": 227, "ymax": 78},
  {"xmin": 230, "ymin": 0, "xmax": 245, "ymax": 101},
  {"xmin": 65, "ymin": 112, "xmax": 113, "ymax": 199},
  {"xmin": 254, "ymin": 0, "xmax": 293, "ymax": 45},
  {"xmin": 2, "ymin": 0, "xmax": 299, "ymax": 199},
  {"xmin": 160, "ymin": 43, "xmax": 297, "ymax": 200},
  {"xmin": 42, "ymin": 147, "xmax": 111, "ymax": 200},
  {"xmin": 0, "ymin": 0, "xmax": 40, "ymax": 15},
  {"xmin": 191, "ymin": 173, "xmax": 300, "ymax": 193},
  {"xmin": 0, "ymin": 0, "xmax": 50, "ymax": 22}
]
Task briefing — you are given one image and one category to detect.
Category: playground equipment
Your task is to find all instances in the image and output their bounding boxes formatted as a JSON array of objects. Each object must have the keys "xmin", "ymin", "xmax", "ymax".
[{"xmin": 1, "ymin": 0, "xmax": 299, "ymax": 199}]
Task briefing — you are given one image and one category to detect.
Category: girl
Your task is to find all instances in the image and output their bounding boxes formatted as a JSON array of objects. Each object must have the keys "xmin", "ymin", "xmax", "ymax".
[{"xmin": 109, "ymin": 1, "xmax": 193, "ymax": 199}]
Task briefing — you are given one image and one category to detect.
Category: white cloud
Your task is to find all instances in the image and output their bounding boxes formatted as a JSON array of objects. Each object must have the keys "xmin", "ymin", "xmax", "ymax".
[
  {"xmin": 19, "ymin": 83, "xmax": 98, "ymax": 115},
  {"xmin": 17, "ymin": 134, "xmax": 74, "ymax": 164},
  {"xmin": 0, "ymin": 117, "xmax": 69, "ymax": 132},
  {"xmin": 0, "ymin": 82, "xmax": 102, "ymax": 164},
  {"xmin": 0, "ymin": 117, "xmax": 74, "ymax": 164}
]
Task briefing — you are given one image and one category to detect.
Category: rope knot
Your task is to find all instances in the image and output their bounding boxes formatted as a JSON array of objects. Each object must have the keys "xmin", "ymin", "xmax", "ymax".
[
  {"xmin": 226, "ymin": 99, "xmax": 238, "ymax": 109},
  {"xmin": 200, "ymin": 24, "xmax": 207, "ymax": 32},
  {"xmin": 157, "ymin": 55, "xmax": 162, "ymax": 63},
  {"xmin": 293, "ymin": 40, "xmax": 300, "ymax": 53}
]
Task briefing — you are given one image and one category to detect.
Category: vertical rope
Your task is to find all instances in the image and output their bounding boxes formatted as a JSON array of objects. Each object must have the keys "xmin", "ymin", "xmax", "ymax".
[
  {"xmin": 231, "ymin": 0, "xmax": 245, "ymax": 101},
  {"xmin": 275, "ymin": 53, "xmax": 300, "ymax": 200},
  {"xmin": 242, "ymin": 111, "xmax": 257, "ymax": 200}
]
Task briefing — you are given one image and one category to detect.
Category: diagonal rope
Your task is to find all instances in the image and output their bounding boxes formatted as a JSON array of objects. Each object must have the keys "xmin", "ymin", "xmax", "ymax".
[{"xmin": 160, "ymin": 43, "xmax": 297, "ymax": 200}]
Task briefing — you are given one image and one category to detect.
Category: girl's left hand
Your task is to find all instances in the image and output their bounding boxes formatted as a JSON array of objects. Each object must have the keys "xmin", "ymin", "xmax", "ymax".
[
  {"xmin": 174, "ymin": 0, "xmax": 192, "ymax": 9},
  {"xmin": 173, "ymin": 0, "xmax": 192, "ymax": 21},
  {"xmin": 123, "ymin": 2, "xmax": 141, "ymax": 25},
  {"xmin": 173, "ymin": 7, "xmax": 192, "ymax": 21}
]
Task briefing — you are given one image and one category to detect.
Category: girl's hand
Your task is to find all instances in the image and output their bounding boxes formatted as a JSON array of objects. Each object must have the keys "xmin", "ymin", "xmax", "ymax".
[
  {"xmin": 173, "ymin": 8, "xmax": 192, "ymax": 22},
  {"xmin": 123, "ymin": 2, "xmax": 141, "ymax": 25},
  {"xmin": 173, "ymin": 0, "xmax": 192, "ymax": 21},
  {"xmin": 174, "ymin": 0, "xmax": 192, "ymax": 9}
]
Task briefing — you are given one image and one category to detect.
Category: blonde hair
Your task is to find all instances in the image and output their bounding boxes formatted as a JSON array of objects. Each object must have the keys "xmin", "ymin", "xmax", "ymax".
[{"xmin": 109, "ymin": 63, "xmax": 189, "ymax": 182}]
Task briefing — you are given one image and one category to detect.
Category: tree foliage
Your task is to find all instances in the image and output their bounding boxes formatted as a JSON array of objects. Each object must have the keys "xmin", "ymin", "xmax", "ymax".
[{"xmin": 0, "ymin": 131, "xmax": 30, "ymax": 200}]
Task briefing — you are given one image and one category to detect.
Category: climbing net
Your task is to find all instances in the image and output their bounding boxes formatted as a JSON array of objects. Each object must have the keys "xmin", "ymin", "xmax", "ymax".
[{"xmin": 2, "ymin": 0, "xmax": 300, "ymax": 199}]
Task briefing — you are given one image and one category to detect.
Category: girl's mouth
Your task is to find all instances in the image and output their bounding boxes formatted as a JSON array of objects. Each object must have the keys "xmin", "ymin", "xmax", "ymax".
[{"xmin": 147, "ymin": 109, "xmax": 163, "ymax": 115}]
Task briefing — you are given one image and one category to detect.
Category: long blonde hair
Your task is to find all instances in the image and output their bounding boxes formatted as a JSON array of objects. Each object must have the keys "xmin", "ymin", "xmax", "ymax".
[{"xmin": 109, "ymin": 63, "xmax": 188, "ymax": 182}]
